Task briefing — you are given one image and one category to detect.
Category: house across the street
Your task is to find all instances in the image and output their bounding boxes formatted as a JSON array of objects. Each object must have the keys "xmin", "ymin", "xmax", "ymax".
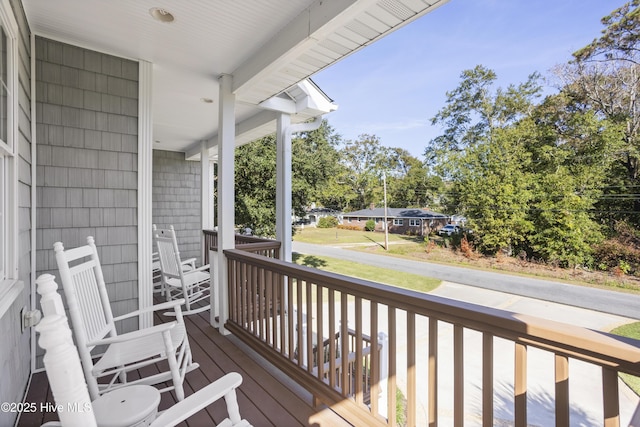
[{"xmin": 342, "ymin": 206, "xmax": 449, "ymax": 236}]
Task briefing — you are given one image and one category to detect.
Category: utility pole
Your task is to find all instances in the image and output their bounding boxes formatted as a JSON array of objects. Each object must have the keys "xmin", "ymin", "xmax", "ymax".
[{"xmin": 383, "ymin": 171, "xmax": 389, "ymax": 251}]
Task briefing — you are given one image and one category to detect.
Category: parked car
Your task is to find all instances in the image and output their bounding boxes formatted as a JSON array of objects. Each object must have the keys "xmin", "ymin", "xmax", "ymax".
[{"xmin": 438, "ymin": 224, "xmax": 460, "ymax": 236}]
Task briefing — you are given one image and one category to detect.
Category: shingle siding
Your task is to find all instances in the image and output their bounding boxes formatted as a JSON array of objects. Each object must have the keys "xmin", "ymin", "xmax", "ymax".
[
  {"xmin": 152, "ymin": 150, "xmax": 202, "ymax": 265},
  {"xmin": 34, "ymin": 37, "xmax": 139, "ymax": 365}
]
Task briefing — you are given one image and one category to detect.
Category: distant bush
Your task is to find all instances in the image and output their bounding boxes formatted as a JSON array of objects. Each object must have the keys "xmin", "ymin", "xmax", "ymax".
[
  {"xmin": 365, "ymin": 219, "xmax": 376, "ymax": 231},
  {"xmin": 337, "ymin": 224, "xmax": 363, "ymax": 231},
  {"xmin": 317, "ymin": 216, "xmax": 339, "ymax": 228},
  {"xmin": 593, "ymin": 221, "xmax": 640, "ymax": 276}
]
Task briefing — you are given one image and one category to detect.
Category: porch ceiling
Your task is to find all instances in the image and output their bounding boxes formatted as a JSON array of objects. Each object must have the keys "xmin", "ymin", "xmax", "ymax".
[{"xmin": 23, "ymin": 0, "xmax": 449, "ymax": 154}]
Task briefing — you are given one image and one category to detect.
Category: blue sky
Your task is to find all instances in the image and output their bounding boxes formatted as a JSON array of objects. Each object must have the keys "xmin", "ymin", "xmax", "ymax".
[{"xmin": 313, "ymin": 0, "xmax": 618, "ymax": 159}]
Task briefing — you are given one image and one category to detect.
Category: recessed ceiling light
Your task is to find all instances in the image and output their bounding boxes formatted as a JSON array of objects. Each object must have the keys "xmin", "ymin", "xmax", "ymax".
[
  {"xmin": 149, "ymin": 7, "xmax": 175, "ymax": 23},
  {"xmin": 201, "ymin": 98, "xmax": 214, "ymax": 104}
]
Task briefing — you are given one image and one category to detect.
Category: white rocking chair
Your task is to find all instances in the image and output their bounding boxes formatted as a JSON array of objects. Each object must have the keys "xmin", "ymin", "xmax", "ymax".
[
  {"xmin": 54, "ymin": 236, "xmax": 198, "ymax": 401},
  {"xmin": 35, "ymin": 273, "xmax": 251, "ymax": 427},
  {"xmin": 154, "ymin": 225, "xmax": 211, "ymax": 315}
]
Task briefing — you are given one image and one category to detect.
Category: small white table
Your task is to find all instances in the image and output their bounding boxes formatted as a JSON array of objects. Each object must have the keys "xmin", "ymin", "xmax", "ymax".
[{"xmin": 92, "ymin": 385, "xmax": 161, "ymax": 427}]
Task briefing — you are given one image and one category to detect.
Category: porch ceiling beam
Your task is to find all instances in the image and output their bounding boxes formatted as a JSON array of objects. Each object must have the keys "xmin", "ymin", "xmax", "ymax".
[
  {"xmin": 231, "ymin": 0, "xmax": 373, "ymax": 99},
  {"xmin": 185, "ymin": 109, "xmax": 278, "ymax": 160}
]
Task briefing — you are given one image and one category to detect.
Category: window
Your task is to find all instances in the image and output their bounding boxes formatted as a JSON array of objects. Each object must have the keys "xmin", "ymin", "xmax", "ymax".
[
  {"xmin": 409, "ymin": 219, "xmax": 420, "ymax": 227},
  {"xmin": 0, "ymin": 155, "xmax": 4, "ymax": 280},
  {"xmin": 0, "ymin": 2, "xmax": 16, "ymax": 286},
  {"xmin": 393, "ymin": 219, "xmax": 403, "ymax": 226}
]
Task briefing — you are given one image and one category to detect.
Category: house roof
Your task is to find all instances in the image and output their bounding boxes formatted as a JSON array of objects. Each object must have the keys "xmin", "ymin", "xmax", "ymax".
[
  {"xmin": 343, "ymin": 208, "xmax": 448, "ymax": 219},
  {"xmin": 23, "ymin": 0, "xmax": 450, "ymax": 156}
]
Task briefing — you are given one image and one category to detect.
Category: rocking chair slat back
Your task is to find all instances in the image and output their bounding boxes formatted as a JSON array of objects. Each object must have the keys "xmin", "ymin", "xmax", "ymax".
[
  {"xmin": 72, "ymin": 265, "xmax": 111, "ymax": 346},
  {"xmin": 156, "ymin": 230, "xmax": 182, "ymax": 279}
]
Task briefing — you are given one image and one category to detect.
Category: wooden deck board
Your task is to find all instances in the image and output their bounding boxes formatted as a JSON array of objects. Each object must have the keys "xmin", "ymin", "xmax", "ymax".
[{"xmin": 17, "ymin": 304, "xmax": 350, "ymax": 427}]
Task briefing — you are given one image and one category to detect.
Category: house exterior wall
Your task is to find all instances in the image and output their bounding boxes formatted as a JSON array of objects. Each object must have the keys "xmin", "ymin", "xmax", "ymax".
[
  {"xmin": 152, "ymin": 150, "xmax": 202, "ymax": 265},
  {"xmin": 343, "ymin": 217, "xmax": 448, "ymax": 235},
  {"xmin": 34, "ymin": 37, "xmax": 140, "ymax": 364},
  {"xmin": 0, "ymin": 1, "xmax": 31, "ymax": 425}
]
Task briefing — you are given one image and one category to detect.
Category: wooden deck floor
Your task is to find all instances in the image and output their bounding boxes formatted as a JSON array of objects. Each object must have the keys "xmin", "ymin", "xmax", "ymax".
[{"xmin": 18, "ymin": 307, "xmax": 351, "ymax": 427}]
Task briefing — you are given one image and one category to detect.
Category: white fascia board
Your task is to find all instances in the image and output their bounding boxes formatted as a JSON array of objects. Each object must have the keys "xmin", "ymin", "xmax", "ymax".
[
  {"xmin": 185, "ymin": 109, "xmax": 278, "ymax": 160},
  {"xmin": 232, "ymin": 0, "xmax": 363, "ymax": 97},
  {"xmin": 258, "ymin": 96, "xmax": 297, "ymax": 114}
]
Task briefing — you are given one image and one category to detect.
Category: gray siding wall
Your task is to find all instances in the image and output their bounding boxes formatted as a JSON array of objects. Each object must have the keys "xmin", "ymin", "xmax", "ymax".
[
  {"xmin": 0, "ymin": 1, "xmax": 31, "ymax": 425},
  {"xmin": 35, "ymin": 37, "xmax": 139, "ymax": 366},
  {"xmin": 152, "ymin": 150, "xmax": 202, "ymax": 265}
]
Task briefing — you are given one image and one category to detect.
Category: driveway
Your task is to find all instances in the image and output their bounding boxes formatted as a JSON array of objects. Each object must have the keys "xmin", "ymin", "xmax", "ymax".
[{"xmin": 292, "ymin": 241, "xmax": 640, "ymax": 426}]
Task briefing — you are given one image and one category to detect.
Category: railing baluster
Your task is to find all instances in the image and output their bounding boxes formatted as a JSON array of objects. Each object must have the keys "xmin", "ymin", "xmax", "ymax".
[
  {"xmin": 370, "ymin": 302, "xmax": 379, "ymax": 417},
  {"xmin": 263, "ymin": 267, "xmax": 270, "ymax": 344},
  {"xmin": 428, "ymin": 316, "xmax": 437, "ymax": 427},
  {"xmin": 306, "ymin": 281, "xmax": 313, "ymax": 372},
  {"xmin": 341, "ymin": 293, "xmax": 349, "ymax": 397},
  {"xmin": 277, "ymin": 271, "xmax": 285, "ymax": 354},
  {"xmin": 241, "ymin": 261, "xmax": 247, "ymax": 328},
  {"xmin": 296, "ymin": 278, "xmax": 303, "ymax": 367},
  {"xmin": 329, "ymin": 289, "xmax": 336, "ymax": 389},
  {"xmin": 483, "ymin": 333, "xmax": 493, "ymax": 427},
  {"xmin": 388, "ymin": 307, "xmax": 397, "ymax": 427},
  {"xmin": 515, "ymin": 342, "xmax": 527, "ymax": 427},
  {"xmin": 228, "ymin": 258, "xmax": 236, "ymax": 322},
  {"xmin": 251, "ymin": 264, "xmax": 257, "ymax": 335},
  {"xmin": 555, "ymin": 354, "xmax": 569, "ymax": 427},
  {"xmin": 408, "ymin": 311, "xmax": 417, "ymax": 427},
  {"xmin": 355, "ymin": 297, "xmax": 363, "ymax": 405},
  {"xmin": 603, "ymin": 367, "xmax": 620, "ymax": 427},
  {"xmin": 287, "ymin": 275, "xmax": 294, "ymax": 361},
  {"xmin": 454, "ymin": 324, "xmax": 464, "ymax": 427},
  {"xmin": 316, "ymin": 284, "xmax": 324, "ymax": 382}
]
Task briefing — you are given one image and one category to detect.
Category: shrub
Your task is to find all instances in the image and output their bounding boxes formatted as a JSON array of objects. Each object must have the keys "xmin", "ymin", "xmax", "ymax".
[
  {"xmin": 317, "ymin": 216, "xmax": 338, "ymax": 228},
  {"xmin": 365, "ymin": 219, "xmax": 376, "ymax": 231},
  {"xmin": 337, "ymin": 224, "xmax": 363, "ymax": 231},
  {"xmin": 593, "ymin": 221, "xmax": 640, "ymax": 276},
  {"xmin": 460, "ymin": 235, "xmax": 474, "ymax": 258}
]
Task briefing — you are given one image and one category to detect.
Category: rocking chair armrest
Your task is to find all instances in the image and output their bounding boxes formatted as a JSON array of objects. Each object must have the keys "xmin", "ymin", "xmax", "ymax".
[
  {"xmin": 87, "ymin": 322, "xmax": 177, "ymax": 347},
  {"xmin": 181, "ymin": 257, "xmax": 196, "ymax": 267},
  {"xmin": 184, "ymin": 264, "xmax": 210, "ymax": 275},
  {"xmin": 150, "ymin": 372, "xmax": 245, "ymax": 427},
  {"xmin": 112, "ymin": 299, "xmax": 186, "ymax": 322}
]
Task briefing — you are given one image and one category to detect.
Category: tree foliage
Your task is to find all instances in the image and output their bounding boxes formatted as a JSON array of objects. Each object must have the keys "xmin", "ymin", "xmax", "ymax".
[
  {"xmin": 556, "ymin": 1, "xmax": 640, "ymax": 225},
  {"xmin": 234, "ymin": 120, "xmax": 343, "ymax": 236}
]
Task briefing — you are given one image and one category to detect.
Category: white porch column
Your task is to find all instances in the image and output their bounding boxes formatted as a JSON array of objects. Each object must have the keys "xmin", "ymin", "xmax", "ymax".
[
  {"xmin": 275, "ymin": 113, "xmax": 292, "ymax": 262},
  {"xmin": 138, "ymin": 60, "xmax": 153, "ymax": 329},
  {"xmin": 216, "ymin": 74, "xmax": 235, "ymax": 333},
  {"xmin": 201, "ymin": 141, "xmax": 213, "ymax": 262}
]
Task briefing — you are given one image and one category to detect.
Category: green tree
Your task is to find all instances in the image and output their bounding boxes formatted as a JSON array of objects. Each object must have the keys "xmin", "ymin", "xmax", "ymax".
[
  {"xmin": 384, "ymin": 149, "xmax": 442, "ymax": 208},
  {"xmin": 339, "ymin": 134, "xmax": 389, "ymax": 210},
  {"xmin": 428, "ymin": 66, "xmax": 542, "ymax": 254},
  {"xmin": 557, "ymin": 1, "xmax": 640, "ymax": 224},
  {"xmin": 234, "ymin": 120, "xmax": 343, "ymax": 236},
  {"xmin": 525, "ymin": 94, "xmax": 608, "ymax": 266}
]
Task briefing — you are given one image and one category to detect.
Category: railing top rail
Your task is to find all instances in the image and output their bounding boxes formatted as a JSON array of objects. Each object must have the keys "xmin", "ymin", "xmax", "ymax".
[
  {"xmin": 224, "ymin": 248, "xmax": 640, "ymax": 375},
  {"xmin": 203, "ymin": 229, "xmax": 280, "ymax": 251}
]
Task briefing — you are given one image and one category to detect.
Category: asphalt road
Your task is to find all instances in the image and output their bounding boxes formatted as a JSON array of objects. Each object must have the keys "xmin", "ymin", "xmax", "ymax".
[{"xmin": 292, "ymin": 241, "xmax": 640, "ymax": 320}]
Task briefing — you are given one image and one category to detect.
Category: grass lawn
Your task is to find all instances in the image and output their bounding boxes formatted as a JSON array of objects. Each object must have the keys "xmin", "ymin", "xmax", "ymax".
[
  {"xmin": 610, "ymin": 322, "xmax": 640, "ymax": 395},
  {"xmin": 294, "ymin": 226, "xmax": 420, "ymax": 246},
  {"xmin": 292, "ymin": 252, "xmax": 440, "ymax": 294}
]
